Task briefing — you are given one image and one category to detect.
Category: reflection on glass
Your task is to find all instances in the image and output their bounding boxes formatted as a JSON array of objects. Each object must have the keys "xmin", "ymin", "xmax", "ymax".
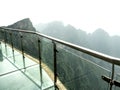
[{"xmin": 57, "ymin": 47, "xmax": 111, "ymax": 90}]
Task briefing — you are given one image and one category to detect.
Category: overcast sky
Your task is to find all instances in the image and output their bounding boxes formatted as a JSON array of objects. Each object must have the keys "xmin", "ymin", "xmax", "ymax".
[{"xmin": 0, "ymin": 0, "xmax": 120, "ymax": 36}]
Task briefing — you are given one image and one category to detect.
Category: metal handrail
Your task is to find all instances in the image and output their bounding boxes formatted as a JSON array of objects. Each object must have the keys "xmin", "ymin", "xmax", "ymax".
[{"xmin": 0, "ymin": 27, "xmax": 120, "ymax": 66}]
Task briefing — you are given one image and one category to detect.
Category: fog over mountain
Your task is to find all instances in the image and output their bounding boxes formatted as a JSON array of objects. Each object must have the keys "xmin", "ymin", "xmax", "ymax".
[{"xmin": 35, "ymin": 21, "xmax": 120, "ymax": 58}]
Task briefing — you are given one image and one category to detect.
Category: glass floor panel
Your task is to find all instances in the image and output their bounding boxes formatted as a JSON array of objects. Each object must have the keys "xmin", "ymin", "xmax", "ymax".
[
  {"xmin": 0, "ymin": 70, "xmax": 40, "ymax": 90},
  {"xmin": 25, "ymin": 65, "xmax": 54, "ymax": 89},
  {"xmin": 0, "ymin": 42, "xmax": 55, "ymax": 90},
  {"xmin": 8, "ymin": 54, "xmax": 37, "ymax": 69},
  {"xmin": 0, "ymin": 57, "xmax": 17, "ymax": 76}
]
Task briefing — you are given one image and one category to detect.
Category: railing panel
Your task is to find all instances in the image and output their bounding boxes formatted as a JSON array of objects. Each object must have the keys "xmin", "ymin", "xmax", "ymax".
[
  {"xmin": 11, "ymin": 31, "xmax": 21, "ymax": 50},
  {"xmin": 0, "ymin": 29, "xmax": 4, "ymax": 41},
  {"xmin": 1, "ymin": 27, "xmax": 120, "ymax": 89},
  {"xmin": 41, "ymin": 38, "xmax": 54, "ymax": 71},
  {"xmin": 56, "ymin": 46, "xmax": 111, "ymax": 90},
  {"xmin": 21, "ymin": 32, "xmax": 38, "ymax": 59}
]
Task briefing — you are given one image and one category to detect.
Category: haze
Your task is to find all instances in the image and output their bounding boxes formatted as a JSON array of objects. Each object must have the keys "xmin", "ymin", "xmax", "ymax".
[{"xmin": 0, "ymin": 0, "xmax": 120, "ymax": 36}]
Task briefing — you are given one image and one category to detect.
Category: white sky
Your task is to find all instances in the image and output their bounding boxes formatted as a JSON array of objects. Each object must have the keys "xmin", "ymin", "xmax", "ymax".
[{"xmin": 0, "ymin": 0, "xmax": 120, "ymax": 36}]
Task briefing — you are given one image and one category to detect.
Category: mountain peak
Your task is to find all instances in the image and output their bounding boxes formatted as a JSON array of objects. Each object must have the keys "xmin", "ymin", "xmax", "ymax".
[{"xmin": 7, "ymin": 18, "xmax": 36, "ymax": 31}]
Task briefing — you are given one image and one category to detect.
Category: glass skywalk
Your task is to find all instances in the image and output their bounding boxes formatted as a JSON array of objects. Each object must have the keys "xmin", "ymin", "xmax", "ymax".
[
  {"xmin": 0, "ymin": 42, "xmax": 55, "ymax": 90},
  {"xmin": 1, "ymin": 27, "xmax": 120, "ymax": 90}
]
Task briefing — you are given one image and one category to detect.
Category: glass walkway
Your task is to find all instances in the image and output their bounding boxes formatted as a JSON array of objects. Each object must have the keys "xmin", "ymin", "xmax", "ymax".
[
  {"xmin": 0, "ymin": 42, "xmax": 55, "ymax": 90},
  {"xmin": 0, "ymin": 27, "xmax": 120, "ymax": 90}
]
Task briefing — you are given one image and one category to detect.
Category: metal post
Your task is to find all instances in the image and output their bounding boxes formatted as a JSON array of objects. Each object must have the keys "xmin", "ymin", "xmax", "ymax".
[
  {"xmin": 110, "ymin": 64, "xmax": 114, "ymax": 90},
  {"xmin": 38, "ymin": 38, "xmax": 43, "ymax": 89},
  {"xmin": 0, "ymin": 30, "xmax": 2, "ymax": 49},
  {"xmin": 53, "ymin": 41, "xmax": 57, "ymax": 90},
  {"xmin": 0, "ymin": 41, "xmax": 1, "ymax": 50},
  {"xmin": 0, "ymin": 39, "xmax": 3, "ymax": 62},
  {"xmin": 0, "ymin": 42, "xmax": 1, "ymax": 49},
  {"xmin": 4, "ymin": 30, "xmax": 7, "ymax": 56},
  {"xmin": 20, "ymin": 35, "xmax": 26, "ymax": 70},
  {"xmin": 0, "ymin": 31, "xmax": 3, "ymax": 53},
  {"xmin": 10, "ymin": 33, "xmax": 15, "ymax": 63}
]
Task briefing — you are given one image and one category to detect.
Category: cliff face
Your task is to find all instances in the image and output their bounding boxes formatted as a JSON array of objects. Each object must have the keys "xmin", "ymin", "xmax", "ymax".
[{"xmin": 7, "ymin": 18, "xmax": 36, "ymax": 31}]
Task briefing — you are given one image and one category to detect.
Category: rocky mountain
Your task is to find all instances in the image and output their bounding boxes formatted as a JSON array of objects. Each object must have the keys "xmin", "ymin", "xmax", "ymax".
[{"xmin": 7, "ymin": 18, "xmax": 36, "ymax": 31}]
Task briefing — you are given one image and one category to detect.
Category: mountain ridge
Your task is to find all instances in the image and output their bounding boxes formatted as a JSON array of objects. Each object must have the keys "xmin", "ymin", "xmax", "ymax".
[
  {"xmin": 7, "ymin": 18, "xmax": 36, "ymax": 31},
  {"xmin": 35, "ymin": 21, "xmax": 120, "ymax": 58}
]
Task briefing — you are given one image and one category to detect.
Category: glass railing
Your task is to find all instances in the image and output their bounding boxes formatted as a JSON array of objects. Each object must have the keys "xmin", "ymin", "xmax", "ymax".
[
  {"xmin": 0, "ymin": 41, "xmax": 55, "ymax": 90},
  {"xmin": 0, "ymin": 27, "xmax": 120, "ymax": 90}
]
